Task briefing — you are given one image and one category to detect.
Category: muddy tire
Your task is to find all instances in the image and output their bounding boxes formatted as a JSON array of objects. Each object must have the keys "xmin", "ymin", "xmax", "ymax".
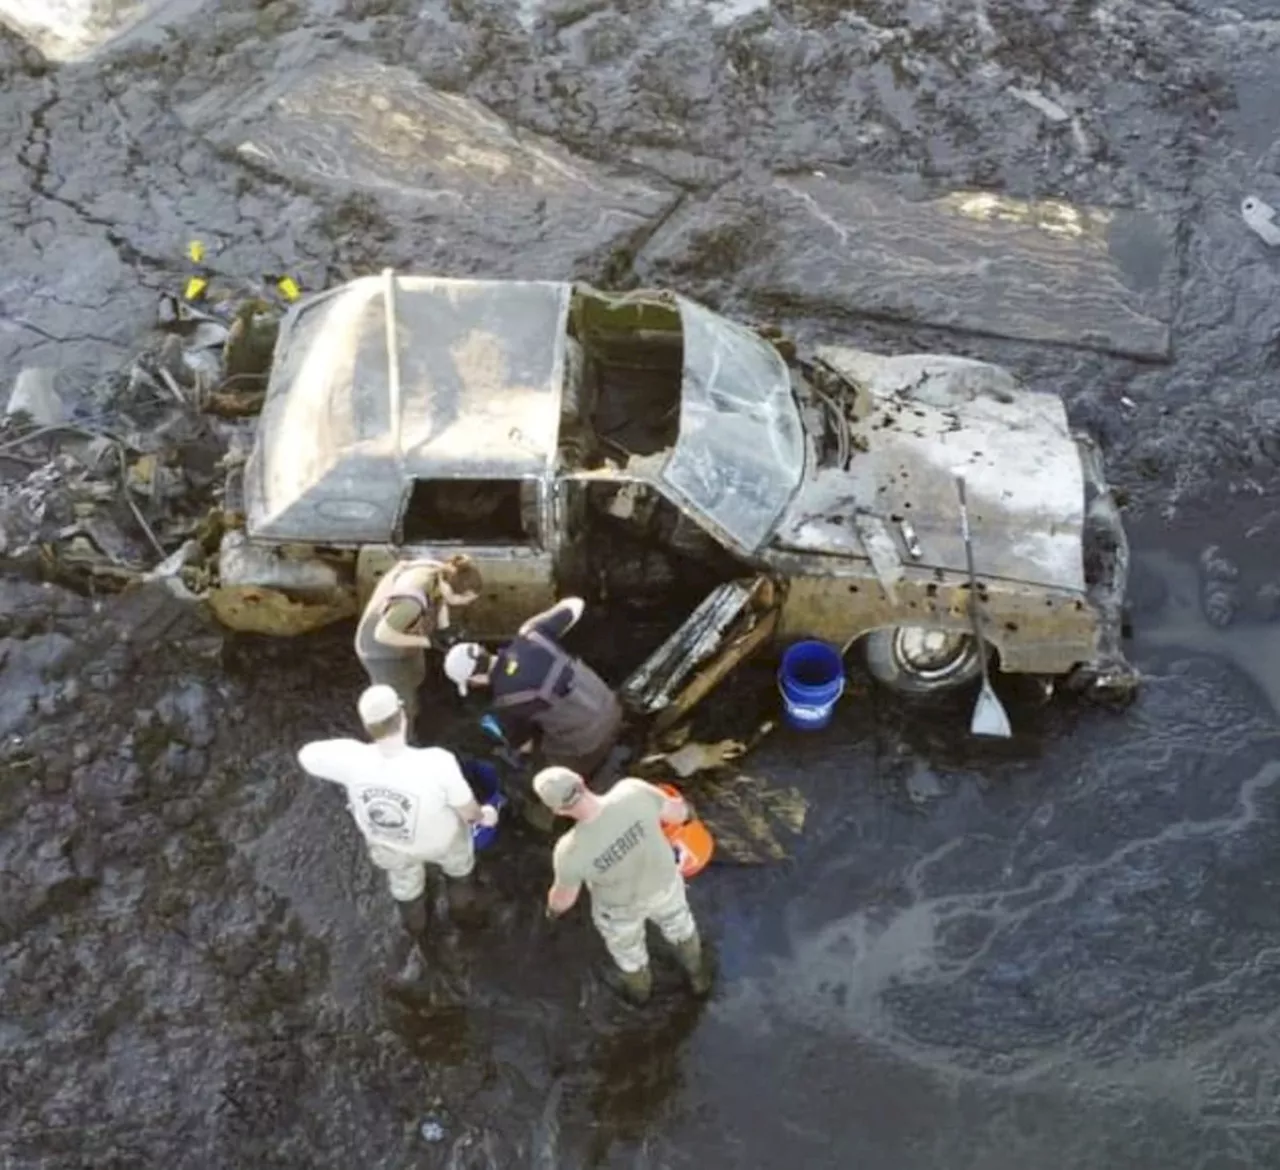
[{"xmin": 861, "ymin": 626, "xmax": 986, "ymax": 697}]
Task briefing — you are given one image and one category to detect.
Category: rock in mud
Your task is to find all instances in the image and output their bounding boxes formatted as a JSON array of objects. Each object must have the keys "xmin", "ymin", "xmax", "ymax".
[
  {"xmin": 155, "ymin": 679, "xmax": 216, "ymax": 749},
  {"xmin": 1258, "ymin": 581, "xmax": 1280, "ymax": 620},
  {"xmin": 1199, "ymin": 544, "xmax": 1241, "ymax": 628},
  {"xmin": 0, "ymin": 631, "xmax": 78, "ymax": 736},
  {"xmin": 0, "ymin": 803, "xmax": 95, "ymax": 942},
  {"xmin": 5, "ymin": 367, "xmax": 69, "ymax": 426},
  {"xmin": 1199, "ymin": 545, "xmax": 1241, "ymax": 582}
]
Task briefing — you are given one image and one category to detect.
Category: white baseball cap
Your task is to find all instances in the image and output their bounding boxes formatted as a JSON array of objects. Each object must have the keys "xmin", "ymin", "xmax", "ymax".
[
  {"xmin": 357, "ymin": 684, "xmax": 402, "ymax": 726},
  {"xmin": 443, "ymin": 642, "xmax": 486, "ymax": 697}
]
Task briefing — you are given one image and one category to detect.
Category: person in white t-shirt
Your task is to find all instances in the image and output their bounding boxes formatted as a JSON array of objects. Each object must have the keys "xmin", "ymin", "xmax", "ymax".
[{"xmin": 297, "ymin": 684, "xmax": 500, "ymax": 938}]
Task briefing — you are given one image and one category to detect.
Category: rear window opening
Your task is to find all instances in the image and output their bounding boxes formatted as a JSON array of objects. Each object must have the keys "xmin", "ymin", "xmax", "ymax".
[{"xmin": 401, "ymin": 478, "xmax": 531, "ymax": 544}]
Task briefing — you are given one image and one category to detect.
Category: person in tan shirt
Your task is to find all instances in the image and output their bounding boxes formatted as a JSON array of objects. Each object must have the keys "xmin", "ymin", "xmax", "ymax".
[
  {"xmin": 538, "ymin": 765, "xmax": 711, "ymax": 1004},
  {"xmin": 354, "ymin": 554, "xmax": 483, "ymax": 730}
]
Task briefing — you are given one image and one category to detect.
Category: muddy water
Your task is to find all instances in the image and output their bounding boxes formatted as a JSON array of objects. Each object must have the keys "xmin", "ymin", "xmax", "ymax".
[{"xmin": 4, "ymin": 0, "xmax": 1280, "ymax": 1167}]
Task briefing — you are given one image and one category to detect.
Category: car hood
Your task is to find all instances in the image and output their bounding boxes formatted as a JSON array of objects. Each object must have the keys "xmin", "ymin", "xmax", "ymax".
[{"xmin": 772, "ymin": 347, "xmax": 1087, "ymax": 593}]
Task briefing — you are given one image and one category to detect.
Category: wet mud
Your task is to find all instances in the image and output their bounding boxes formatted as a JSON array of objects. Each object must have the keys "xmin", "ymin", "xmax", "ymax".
[{"xmin": 4, "ymin": 0, "xmax": 1280, "ymax": 1167}]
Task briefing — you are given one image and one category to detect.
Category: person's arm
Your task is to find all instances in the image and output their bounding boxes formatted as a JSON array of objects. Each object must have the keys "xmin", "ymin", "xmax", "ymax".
[
  {"xmin": 546, "ymin": 841, "xmax": 582, "ymax": 916},
  {"xmin": 518, "ymin": 596, "xmax": 585, "ymax": 639},
  {"xmin": 297, "ymin": 740, "xmax": 362, "ymax": 814},
  {"xmin": 372, "ymin": 612, "xmax": 435, "ymax": 651},
  {"xmin": 439, "ymin": 752, "xmax": 498, "ymax": 826},
  {"xmin": 547, "ymin": 880, "xmax": 582, "ymax": 916},
  {"xmin": 493, "ymin": 702, "xmax": 542, "ymax": 755},
  {"xmin": 297, "ymin": 740, "xmax": 360, "ymax": 785},
  {"xmin": 659, "ymin": 790, "xmax": 690, "ymax": 826},
  {"xmin": 623, "ymin": 776, "xmax": 689, "ymax": 825}
]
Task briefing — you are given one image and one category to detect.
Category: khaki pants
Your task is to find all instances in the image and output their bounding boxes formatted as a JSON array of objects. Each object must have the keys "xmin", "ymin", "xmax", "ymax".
[
  {"xmin": 367, "ymin": 829, "xmax": 475, "ymax": 902},
  {"xmin": 592, "ymin": 876, "xmax": 697, "ymax": 973},
  {"xmin": 360, "ymin": 653, "xmax": 426, "ymax": 723}
]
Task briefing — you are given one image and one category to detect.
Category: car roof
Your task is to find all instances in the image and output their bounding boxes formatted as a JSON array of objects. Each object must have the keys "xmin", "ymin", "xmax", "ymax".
[{"xmin": 244, "ymin": 273, "xmax": 572, "ymax": 543}]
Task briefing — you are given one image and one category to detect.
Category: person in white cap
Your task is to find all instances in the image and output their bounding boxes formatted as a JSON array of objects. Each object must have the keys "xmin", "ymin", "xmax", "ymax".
[
  {"xmin": 296, "ymin": 685, "xmax": 500, "ymax": 941},
  {"xmin": 442, "ymin": 597, "xmax": 624, "ymax": 779},
  {"xmin": 536, "ymin": 765, "xmax": 711, "ymax": 1004},
  {"xmin": 355, "ymin": 554, "xmax": 484, "ymax": 732}
]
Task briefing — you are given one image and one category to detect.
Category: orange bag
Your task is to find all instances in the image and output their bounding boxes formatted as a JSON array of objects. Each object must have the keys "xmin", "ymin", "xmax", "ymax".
[{"xmin": 657, "ymin": 783, "xmax": 715, "ymax": 878}]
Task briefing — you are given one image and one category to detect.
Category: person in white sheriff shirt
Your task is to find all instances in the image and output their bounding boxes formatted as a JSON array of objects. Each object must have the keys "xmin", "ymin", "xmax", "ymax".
[{"xmin": 296, "ymin": 684, "xmax": 500, "ymax": 943}]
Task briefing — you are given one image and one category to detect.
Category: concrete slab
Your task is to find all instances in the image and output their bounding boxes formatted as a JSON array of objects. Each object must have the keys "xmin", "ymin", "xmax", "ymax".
[
  {"xmin": 639, "ymin": 174, "xmax": 1179, "ymax": 362},
  {"xmin": 177, "ymin": 54, "xmax": 677, "ymax": 269}
]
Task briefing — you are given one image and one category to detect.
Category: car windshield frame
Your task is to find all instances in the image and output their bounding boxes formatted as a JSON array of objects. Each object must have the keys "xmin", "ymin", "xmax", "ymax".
[{"xmin": 659, "ymin": 297, "xmax": 806, "ymax": 555}]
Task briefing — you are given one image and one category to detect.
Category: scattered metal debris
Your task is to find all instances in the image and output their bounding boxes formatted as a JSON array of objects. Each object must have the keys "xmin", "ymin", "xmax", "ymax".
[
  {"xmin": 1008, "ymin": 86, "xmax": 1071, "ymax": 123},
  {"xmin": 0, "ymin": 290, "xmax": 284, "ymax": 607},
  {"xmin": 1241, "ymin": 196, "xmax": 1280, "ymax": 246}
]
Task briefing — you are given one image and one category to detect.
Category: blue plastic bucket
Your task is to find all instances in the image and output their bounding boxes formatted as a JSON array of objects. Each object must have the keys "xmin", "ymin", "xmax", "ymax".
[
  {"xmin": 778, "ymin": 640, "xmax": 845, "ymax": 731},
  {"xmin": 464, "ymin": 759, "xmax": 506, "ymax": 850}
]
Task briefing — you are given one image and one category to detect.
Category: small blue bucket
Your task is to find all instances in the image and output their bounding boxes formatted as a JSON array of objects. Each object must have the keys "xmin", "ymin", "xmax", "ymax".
[
  {"xmin": 778, "ymin": 640, "xmax": 845, "ymax": 731},
  {"xmin": 464, "ymin": 759, "xmax": 506, "ymax": 850}
]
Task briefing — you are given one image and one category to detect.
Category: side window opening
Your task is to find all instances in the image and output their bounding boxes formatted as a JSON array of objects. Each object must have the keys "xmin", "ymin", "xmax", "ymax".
[{"xmin": 400, "ymin": 479, "xmax": 535, "ymax": 545}]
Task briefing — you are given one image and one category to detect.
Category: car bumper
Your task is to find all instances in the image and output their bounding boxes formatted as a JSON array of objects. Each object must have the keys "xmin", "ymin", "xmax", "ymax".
[{"xmin": 1069, "ymin": 433, "xmax": 1139, "ymax": 701}]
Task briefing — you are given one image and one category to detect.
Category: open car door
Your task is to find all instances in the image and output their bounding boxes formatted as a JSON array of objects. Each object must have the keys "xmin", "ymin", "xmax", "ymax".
[{"xmin": 620, "ymin": 575, "xmax": 781, "ymax": 735}]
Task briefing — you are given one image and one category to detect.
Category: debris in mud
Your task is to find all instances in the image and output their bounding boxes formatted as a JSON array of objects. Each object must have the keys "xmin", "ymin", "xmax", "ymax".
[
  {"xmin": 1241, "ymin": 196, "xmax": 1280, "ymax": 246},
  {"xmin": 905, "ymin": 764, "xmax": 946, "ymax": 806},
  {"xmin": 0, "ymin": 290, "xmax": 284, "ymax": 602},
  {"xmin": 646, "ymin": 737, "xmax": 749, "ymax": 779},
  {"xmin": 5, "ymin": 368, "xmax": 69, "ymax": 426},
  {"xmin": 636, "ymin": 720, "xmax": 805, "ymax": 864},
  {"xmin": 685, "ymin": 771, "xmax": 808, "ymax": 865},
  {"xmin": 419, "ymin": 1118, "xmax": 446, "ymax": 1143},
  {"xmin": 1008, "ymin": 86, "xmax": 1071, "ymax": 124}
]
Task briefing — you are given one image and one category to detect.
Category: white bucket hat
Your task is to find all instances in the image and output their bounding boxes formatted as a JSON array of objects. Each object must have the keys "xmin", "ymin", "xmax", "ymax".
[{"xmin": 443, "ymin": 642, "xmax": 487, "ymax": 697}]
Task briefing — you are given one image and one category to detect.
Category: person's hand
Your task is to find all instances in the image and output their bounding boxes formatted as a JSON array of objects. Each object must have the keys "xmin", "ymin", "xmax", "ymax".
[{"xmin": 479, "ymin": 804, "xmax": 499, "ymax": 828}]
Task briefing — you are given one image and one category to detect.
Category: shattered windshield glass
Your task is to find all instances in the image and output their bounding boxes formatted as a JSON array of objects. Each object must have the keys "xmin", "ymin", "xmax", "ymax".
[{"xmin": 663, "ymin": 298, "xmax": 805, "ymax": 553}]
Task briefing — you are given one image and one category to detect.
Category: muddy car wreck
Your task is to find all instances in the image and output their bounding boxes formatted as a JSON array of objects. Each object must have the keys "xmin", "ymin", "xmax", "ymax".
[{"xmin": 212, "ymin": 271, "xmax": 1137, "ymax": 727}]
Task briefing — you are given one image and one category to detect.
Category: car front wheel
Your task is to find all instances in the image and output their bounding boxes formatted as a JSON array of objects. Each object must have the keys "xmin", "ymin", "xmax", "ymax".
[{"xmin": 861, "ymin": 626, "xmax": 986, "ymax": 696}]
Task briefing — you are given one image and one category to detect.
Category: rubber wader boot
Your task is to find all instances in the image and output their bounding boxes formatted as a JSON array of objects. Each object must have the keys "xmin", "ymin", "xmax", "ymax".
[
  {"xmin": 397, "ymin": 895, "xmax": 429, "ymax": 937},
  {"xmin": 386, "ymin": 898, "xmax": 431, "ymax": 1000},
  {"xmin": 617, "ymin": 964, "xmax": 653, "ymax": 1005},
  {"xmin": 445, "ymin": 873, "xmax": 488, "ymax": 927},
  {"xmin": 674, "ymin": 933, "xmax": 712, "ymax": 996}
]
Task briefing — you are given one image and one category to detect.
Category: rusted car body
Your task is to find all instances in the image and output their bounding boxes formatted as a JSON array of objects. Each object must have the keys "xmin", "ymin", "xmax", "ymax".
[{"xmin": 213, "ymin": 271, "xmax": 1136, "ymax": 724}]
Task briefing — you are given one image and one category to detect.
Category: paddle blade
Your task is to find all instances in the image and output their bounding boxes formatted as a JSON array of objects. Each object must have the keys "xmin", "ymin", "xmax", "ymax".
[{"xmin": 971, "ymin": 683, "xmax": 1013, "ymax": 738}]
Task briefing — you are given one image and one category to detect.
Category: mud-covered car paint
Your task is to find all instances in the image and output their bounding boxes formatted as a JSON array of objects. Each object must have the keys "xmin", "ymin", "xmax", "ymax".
[{"xmin": 212, "ymin": 270, "xmax": 1136, "ymax": 714}]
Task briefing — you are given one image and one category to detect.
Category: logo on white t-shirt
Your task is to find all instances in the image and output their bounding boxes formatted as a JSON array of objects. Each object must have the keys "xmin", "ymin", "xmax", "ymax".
[{"xmin": 358, "ymin": 786, "xmax": 418, "ymax": 843}]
